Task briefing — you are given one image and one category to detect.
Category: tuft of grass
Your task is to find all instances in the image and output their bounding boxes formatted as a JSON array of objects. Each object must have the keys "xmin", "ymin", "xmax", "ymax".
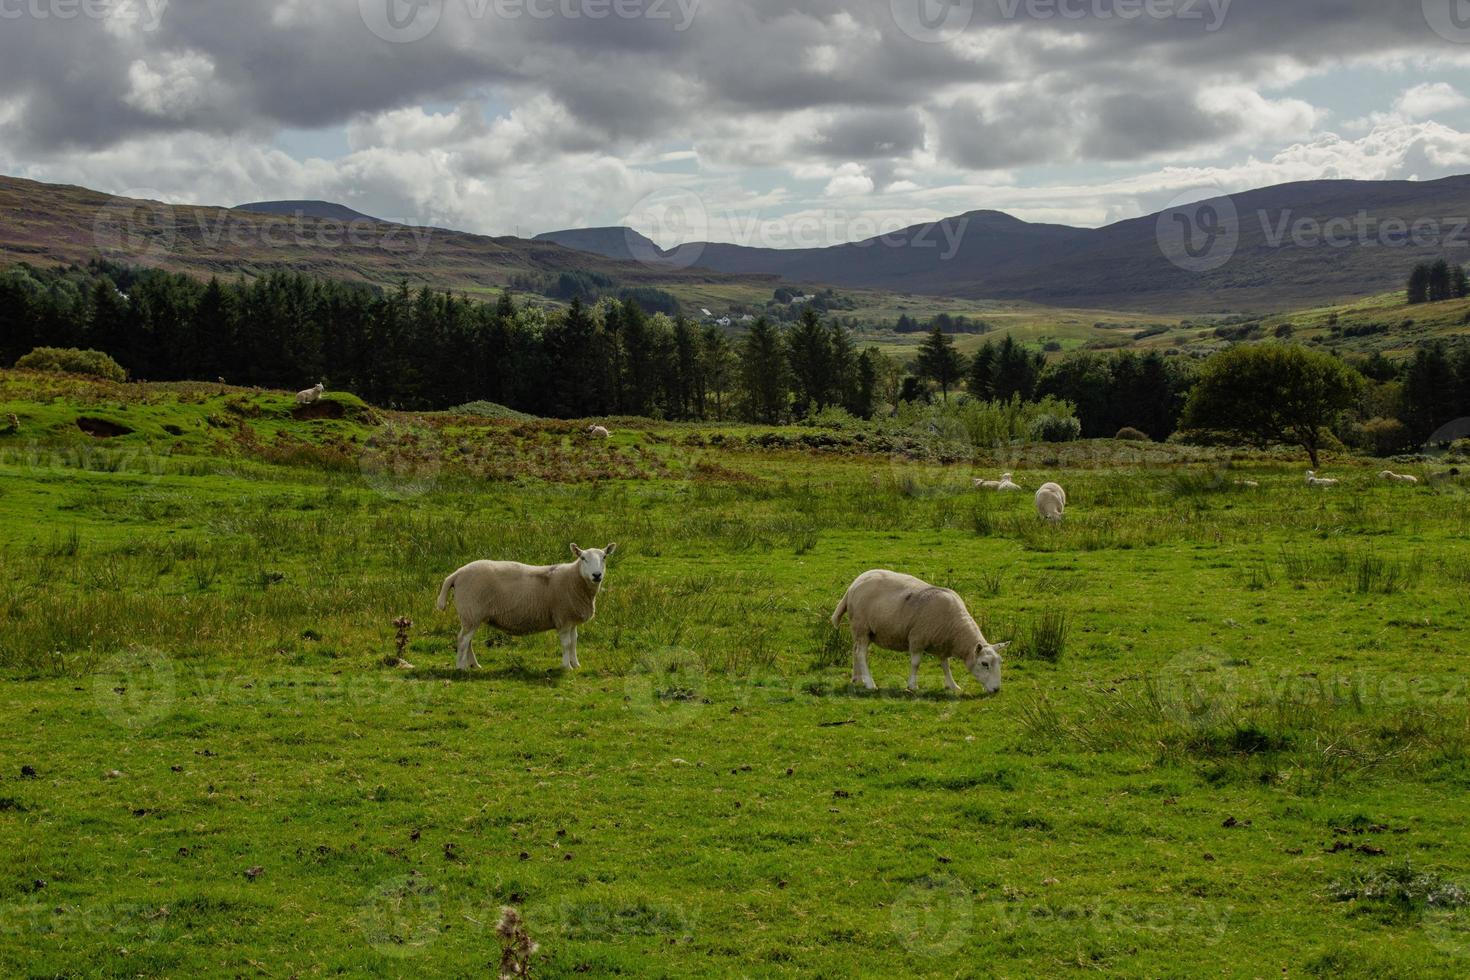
[{"xmin": 1024, "ymin": 608, "xmax": 1069, "ymax": 663}]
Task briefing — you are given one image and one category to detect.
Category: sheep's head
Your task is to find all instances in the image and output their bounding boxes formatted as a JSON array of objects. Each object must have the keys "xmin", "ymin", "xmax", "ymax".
[
  {"xmin": 570, "ymin": 543, "xmax": 617, "ymax": 587},
  {"xmin": 966, "ymin": 642, "xmax": 1007, "ymax": 695}
]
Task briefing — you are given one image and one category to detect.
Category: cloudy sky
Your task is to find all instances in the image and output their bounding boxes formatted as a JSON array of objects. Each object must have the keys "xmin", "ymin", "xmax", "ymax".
[{"xmin": 4, "ymin": 0, "xmax": 1470, "ymax": 248}]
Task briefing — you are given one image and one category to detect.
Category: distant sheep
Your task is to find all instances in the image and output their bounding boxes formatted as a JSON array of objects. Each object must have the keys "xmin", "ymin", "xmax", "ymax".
[
  {"xmin": 1035, "ymin": 482, "xmax": 1067, "ymax": 522},
  {"xmin": 295, "ymin": 383, "xmax": 326, "ymax": 406},
  {"xmin": 1235, "ymin": 480, "xmax": 1260, "ymax": 488},
  {"xmin": 1305, "ymin": 470, "xmax": 1339, "ymax": 488},
  {"xmin": 975, "ymin": 472, "xmax": 1022, "ymax": 492},
  {"xmin": 2, "ymin": 413, "xmax": 17, "ymax": 434},
  {"xmin": 587, "ymin": 425, "xmax": 611, "ymax": 439},
  {"xmin": 831, "ymin": 570, "xmax": 1006, "ymax": 694},
  {"xmin": 1379, "ymin": 471, "xmax": 1419, "ymax": 485},
  {"xmin": 437, "ymin": 544, "xmax": 617, "ymax": 672}
]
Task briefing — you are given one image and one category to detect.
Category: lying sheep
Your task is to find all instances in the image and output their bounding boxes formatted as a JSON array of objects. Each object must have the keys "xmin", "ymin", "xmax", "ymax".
[
  {"xmin": 437, "ymin": 544, "xmax": 617, "ymax": 672},
  {"xmin": 1379, "ymin": 471, "xmax": 1419, "ymax": 485},
  {"xmin": 296, "ymin": 383, "xmax": 326, "ymax": 406},
  {"xmin": 1305, "ymin": 470, "xmax": 1339, "ymax": 488},
  {"xmin": 1234, "ymin": 480, "xmax": 1261, "ymax": 489},
  {"xmin": 1035, "ymin": 482, "xmax": 1067, "ymax": 522},
  {"xmin": 975, "ymin": 472, "xmax": 1021, "ymax": 491},
  {"xmin": 587, "ymin": 425, "xmax": 611, "ymax": 439},
  {"xmin": 831, "ymin": 570, "xmax": 1006, "ymax": 694}
]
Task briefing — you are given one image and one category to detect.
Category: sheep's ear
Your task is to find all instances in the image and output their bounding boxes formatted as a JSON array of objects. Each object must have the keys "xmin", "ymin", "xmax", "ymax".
[
  {"xmin": 992, "ymin": 642, "xmax": 1011, "ymax": 655},
  {"xmin": 570, "ymin": 544, "xmax": 583, "ymax": 558},
  {"xmin": 605, "ymin": 543, "xmax": 618, "ymax": 557}
]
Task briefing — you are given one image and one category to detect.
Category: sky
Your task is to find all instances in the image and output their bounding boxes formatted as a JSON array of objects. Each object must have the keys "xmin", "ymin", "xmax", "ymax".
[{"xmin": 4, "ymin": 0, "xmax": 1470, "ymax": 249}]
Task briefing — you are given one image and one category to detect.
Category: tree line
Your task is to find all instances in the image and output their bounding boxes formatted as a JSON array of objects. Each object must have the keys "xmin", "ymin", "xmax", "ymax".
[
  {"xmin": 1407, "ymin": 259, "xmax": 1470, "ymax": 304},
  {"xmin": 2, "ymin": 261, "xmax": 1467, "ymax": 453}
]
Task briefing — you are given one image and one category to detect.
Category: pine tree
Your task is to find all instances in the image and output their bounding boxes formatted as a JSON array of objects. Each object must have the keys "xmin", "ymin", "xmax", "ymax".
[
  {"xmin": 967, "ymin": 340, "xmax": 997, "ymax": 400},
  {"xmin": 740, "ymin": 317, "xmax": 789, "ymax": 423},
  {"xmin": 914, "ymin": 324, "xmax": 966, "ymax": 401},
  {"xmin": 786, "ymin": 307, "xmax": 832, "ymax": 417},
  {"xmin": 1408, "ymin": 263, "xmax": 1430, "ymax": 305}
]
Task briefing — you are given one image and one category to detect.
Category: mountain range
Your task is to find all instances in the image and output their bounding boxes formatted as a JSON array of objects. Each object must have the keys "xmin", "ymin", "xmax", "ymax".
[
  {"xmin": 540, "ymin": 176, "xmax": 1470, "ymax": 312},
  {"xmin": 4, "ymin": 173, "xmax": 1470, "ymax": 315}
]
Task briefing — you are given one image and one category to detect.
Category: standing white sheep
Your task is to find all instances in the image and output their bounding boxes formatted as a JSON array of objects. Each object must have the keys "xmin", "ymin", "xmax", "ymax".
[
  {"xmin": 831, "ymin": 570, "xmax": 1006, "ymax": 694},
  {"xmin": 1379, "ymin": 471, "xmax": 1419, "ymax": 485},
  {"xmin": 1305, "ymin": 471, "xmax": 1339, "ymax": 488},
  {"xmin": 587, "ymin": 425, "xmax": 611, "ymax": 439},
  {"xmin": 296, "ymin": 382, "xmax": 326, "ymax": 406},
  {"xmin": 1035, "ymin": 482, "xmax": 1067, "ymax": 522},
  {"xmin": 437, "ymin": 544, "xmax": 617, "ymax": 672}
]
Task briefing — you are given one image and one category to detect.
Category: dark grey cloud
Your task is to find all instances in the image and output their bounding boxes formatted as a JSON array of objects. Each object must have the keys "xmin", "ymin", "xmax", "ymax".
[{"xmin": 0, "ymin": 0, "xmax": 1457, "ymax": 172}]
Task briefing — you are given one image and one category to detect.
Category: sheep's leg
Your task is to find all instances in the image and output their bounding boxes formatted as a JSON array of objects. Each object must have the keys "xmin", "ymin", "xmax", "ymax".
[
  {"xmin": 559, "ymin": 627, "xmax": 579, "ymax": 670},
  {"xmin": 907, "ymin": 651, "xmax": 923, "ymax": 693},
  {"xmin": 942, "ymin": 659, "xmax": 963, "ymax": 694},
  {"xmin": 456, "ymin": 626, "xmax": 479, "ymax": 671},
  {"xmin": 852, "ymin": 634, "xmax": 876, "ymax": 690}
]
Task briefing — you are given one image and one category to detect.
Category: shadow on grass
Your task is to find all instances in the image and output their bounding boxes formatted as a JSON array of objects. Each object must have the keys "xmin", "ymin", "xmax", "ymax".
[
  {"xmin": 404, "ymin": 663, "xmax": 567, "ymax": 685},
  {"xmin": 809, "ymin": 682, "xmax": 995, "ymax": 703}
]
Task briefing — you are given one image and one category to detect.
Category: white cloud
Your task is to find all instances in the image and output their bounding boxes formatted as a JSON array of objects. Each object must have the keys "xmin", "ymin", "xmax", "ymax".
[{"xmin": 1394, "ymin": 82, "xmax": 1468, "ymax": 119}]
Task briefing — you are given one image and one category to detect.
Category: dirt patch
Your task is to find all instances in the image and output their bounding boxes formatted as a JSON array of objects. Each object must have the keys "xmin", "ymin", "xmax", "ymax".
[
  {"xmin": 76, "ymin": 417, "xmax": 133, "ymax": 438},
  {"xmin": 292, "ymin": 400, "xmax": 347, "ymax": 421}
]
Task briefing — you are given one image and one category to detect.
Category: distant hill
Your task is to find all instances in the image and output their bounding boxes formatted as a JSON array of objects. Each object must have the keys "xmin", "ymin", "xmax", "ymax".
[
  {"xmin": 235, "ymin": 200, "xmax": 383, "ymax": 223},
  {"xmin": 534, "ymin": 226, "xmax": 664, "ymax": 264},
  {"xmin": 544, "ymin": 177, "xmax": 1470, "ymax": 313},
  {"xmin": 0, "ymin": 176, "xmax": 767, "ymax": 300}
]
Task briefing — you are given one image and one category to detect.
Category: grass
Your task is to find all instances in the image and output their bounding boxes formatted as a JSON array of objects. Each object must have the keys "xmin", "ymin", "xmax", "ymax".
[{"xmin": 2, "ymin": 370, "xmax": 1470, "ymax": 975}]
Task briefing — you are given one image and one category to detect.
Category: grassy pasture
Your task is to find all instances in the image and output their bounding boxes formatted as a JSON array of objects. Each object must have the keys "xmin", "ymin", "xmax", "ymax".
[{"xmin": 2, "ymin": 373, "xmax": 1470, "ymax": 976}]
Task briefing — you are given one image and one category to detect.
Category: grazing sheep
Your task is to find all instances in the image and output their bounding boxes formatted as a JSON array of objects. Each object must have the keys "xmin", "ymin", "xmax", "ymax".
[
  {"xmin": 295, "ymin": 383, "xmax": 326, "ymax": 406},
  {"xmin": 437, "ymin": 544, "xmax": 617, "ymax": 672},
  {"xmin": 587, "ymin": 425, "xmax": 611, "ymax": 439},
  {"xmin": 831, "ymin": 570, "xmax": 1006, "ymax": 694},
  {"xmin": 1305, "ymin": 470, "xmax": 1339, "ymax": 488},
  {"xmin": 1035, "ymin": 482, "xmax": 1067, "ymax": 522},
  {"xmin": 1379, "ymin": 471, "xmax": 1419, "ymax": 485}
]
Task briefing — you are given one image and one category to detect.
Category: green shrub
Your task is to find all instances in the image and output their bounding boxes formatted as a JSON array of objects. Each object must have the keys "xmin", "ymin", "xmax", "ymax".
[
  {"xmin": 1350, "ymin": 417, "xmax": 1412, "ymax": 456},
  {"xmin": 15, "ymin": 347, "xmax": 127, "ymax": 382},
  {"xmin": 1115, "ymin": 426, "xmax": 1151, "ymax": 442},
  {"xmin": 1029, "ymin": 414, "xmax": 1082, "ymax": 444}
]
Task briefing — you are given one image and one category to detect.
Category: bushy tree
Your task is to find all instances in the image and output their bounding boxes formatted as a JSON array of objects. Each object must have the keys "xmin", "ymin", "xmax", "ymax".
[{"xmin": 1181, "ymin": 344, "xmax": 1365, "ymax": 467}]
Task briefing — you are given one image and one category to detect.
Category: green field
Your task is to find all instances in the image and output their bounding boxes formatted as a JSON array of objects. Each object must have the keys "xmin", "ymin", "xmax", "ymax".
[{"xmin": 2, "ymin": 372, "xmax": 1469, "ymax": 977}]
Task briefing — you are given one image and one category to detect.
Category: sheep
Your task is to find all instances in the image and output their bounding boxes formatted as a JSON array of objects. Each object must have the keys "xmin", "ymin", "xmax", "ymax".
[
  {"xmin": 437, "ymin": 544, "xmax": 617, "ymax": 672},
  {"xmin": 975, "ymin": 472, "xmax": 1022, "ymax": 491},
  {"xmin": 2, "ymin": 413, "xmax": 17, "ymax": 434},
  {"xmin": 1305, "ymin": 470, "xmax": 1339, "ymax": 488},
  {"xmin": 1234, "ymin": 480, "xmax": 1260, "ymax": 488},
  {"xmin": 295, "ymin": 383, "xmax": 326, "ymax": 406},
  {"xmin": 1035, "ymin": 482, "xmax": 1067, "ymax": 522},
  {"xmin": 1379, "ymin": 471, "xmax": 1419, "ymax": 485},
  {"xmin": 587, "ymin": 425, "xmax": 611, "ymax": 439},
  {"xmin": 831, "ymin": 570, "xmax": 1006, "ymax": 695}
]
